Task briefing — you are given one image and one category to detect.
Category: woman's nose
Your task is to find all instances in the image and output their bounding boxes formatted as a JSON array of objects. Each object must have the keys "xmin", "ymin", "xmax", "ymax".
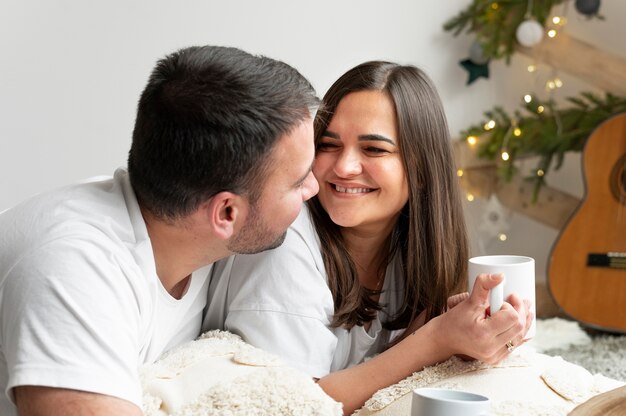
[{"xmin": 333, "ymin": 149, "xmax": 362, "ymax": 177}]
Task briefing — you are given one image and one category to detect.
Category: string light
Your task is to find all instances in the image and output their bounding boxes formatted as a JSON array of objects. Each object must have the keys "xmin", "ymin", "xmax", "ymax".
[
  {"xmin": 547, "ymin": 29, "xmax": 557, "ymax": 38},
  {"xmin": 491, "ymin": 2, "xmax": 499, "ymax": 10},
  {"xmin": 498, "ymin": 233, "xmax": 508, "ymax": 241},
  {"xmin": 546, "ymin": 78, "xmax": 564, "ymax": 90},
  {"xmin": 484, "ymin": 120, "xmax": 496, "ymax": 130},
  {"xmin": 527, "ymin": 64, "xmax": 537, "ymax": 73},
  {"xmin": 466, "ymin": 193, "xmax": 475, "ymax": 202},
  {"xmin": 467, "ymin": 135, "xmax": 478, "ymax": 146},
  {"xmin": 537, "ymin": 169, "xmax": 545, "ymax": 176},
  {"xmin": 552, "ymin": 16, "xmax": 561, "ymax": 24},
  {"xmin": 524, "ymin": 94, "xmax": 533, "ymax": 103},
  {"xmin": 513, "ymin": 127, "xmax": 522, "ymax": 137},
  {"xmin": 501, "ymin": 151, "xmax": 510, "ymax": 161},
  {"xmin": 537, "ymin": 105, "xmax": 545, "ymax": 113},
  {"xmin": 457, "ymin": 169, "xmax": 464, "ymax": 177}
]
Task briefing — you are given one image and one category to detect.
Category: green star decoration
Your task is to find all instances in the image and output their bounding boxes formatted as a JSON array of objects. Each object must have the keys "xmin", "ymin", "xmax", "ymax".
[{"xmin": 460, "ymin": 58, "xmax": 490, "ymax": 85}]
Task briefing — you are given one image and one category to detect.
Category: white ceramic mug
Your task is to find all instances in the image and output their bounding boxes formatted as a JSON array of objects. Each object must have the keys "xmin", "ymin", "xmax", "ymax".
[
  {"xmin": 468, "ymin": 255, "xmax": 536, "ymax": 339},
  {"xmin": 411, "ymin": 388, "xmax": 491, "ymax": 416}
]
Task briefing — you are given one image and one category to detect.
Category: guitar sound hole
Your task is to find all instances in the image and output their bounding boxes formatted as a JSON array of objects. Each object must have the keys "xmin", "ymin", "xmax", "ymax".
[{"xmin": 610, "ymin": 154, "xmax": 626, "ymax": 204}]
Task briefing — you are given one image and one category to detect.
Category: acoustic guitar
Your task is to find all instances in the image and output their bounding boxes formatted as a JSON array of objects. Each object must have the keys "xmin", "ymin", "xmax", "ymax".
[{"xmin": 548, "ymin": 112, "xmax": 626, "ymax": 332}]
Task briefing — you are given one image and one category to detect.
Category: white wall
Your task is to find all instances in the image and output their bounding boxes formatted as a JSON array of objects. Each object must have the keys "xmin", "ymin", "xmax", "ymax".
[
  {"xmin": 0, "ymin": 0, "xmax": 492, "ymax": 209},
  {"xmin": 2, "ymin": 1, "xmax": 624, "ymax": 283}
]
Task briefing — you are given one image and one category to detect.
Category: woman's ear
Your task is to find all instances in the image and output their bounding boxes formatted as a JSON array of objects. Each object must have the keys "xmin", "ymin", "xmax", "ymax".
[{"xmin": 204, "ymin": 191, "xmax": 247, "ymax": 240}]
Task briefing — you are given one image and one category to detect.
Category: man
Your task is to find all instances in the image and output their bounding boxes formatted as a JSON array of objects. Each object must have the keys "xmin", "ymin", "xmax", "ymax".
[{"xmin": 0, "ymin": 45, "xmax": 319, "ymax": 415}]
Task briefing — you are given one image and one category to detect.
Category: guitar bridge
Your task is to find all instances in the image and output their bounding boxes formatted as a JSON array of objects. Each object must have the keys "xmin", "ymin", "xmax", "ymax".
[{"xmin": 587, "ymin": 252, "xmax": 626, "ymax": 269}]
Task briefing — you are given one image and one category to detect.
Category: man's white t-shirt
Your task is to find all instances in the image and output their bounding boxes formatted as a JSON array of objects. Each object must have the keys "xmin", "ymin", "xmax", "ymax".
[
  {"xmin": 0, "ymin": 169, "xmax": 211, "ymax": 416},
  {"xmin": 203, "ymin": 205, "xmax": 404, "ymax": 378}
]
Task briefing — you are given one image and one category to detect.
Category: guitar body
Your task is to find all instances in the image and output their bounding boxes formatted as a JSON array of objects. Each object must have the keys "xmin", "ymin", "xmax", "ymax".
[{"xmin": 548, "ymin": 113, "xmax": 626, "ymax": 332}]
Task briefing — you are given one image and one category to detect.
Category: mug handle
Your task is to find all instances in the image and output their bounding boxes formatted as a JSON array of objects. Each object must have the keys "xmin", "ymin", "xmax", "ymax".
[{"xmin": 489, "ymin": 276, "xmax": 504, "ymax": 314}]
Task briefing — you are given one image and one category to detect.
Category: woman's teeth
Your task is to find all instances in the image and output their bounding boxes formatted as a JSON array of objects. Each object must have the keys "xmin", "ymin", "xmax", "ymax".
[{"xmin": 335, "ymin": 185, "xmax": 372, "ymax": 194}]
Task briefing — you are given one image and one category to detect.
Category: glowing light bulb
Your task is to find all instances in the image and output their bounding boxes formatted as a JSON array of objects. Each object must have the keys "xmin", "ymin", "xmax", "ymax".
[
  {"xmin": 537, "ymin": 169, "xmax": 545, "ymax": 176},
  {"xmin": 547, "ymin": 80, "xmax": 556, "ymax": 90},
  {"xmin": 491, "ymin": 2, "xmax": 499, "ymax": 10},
  {"xmin": 501, "ymin": 151, "xmax": 510, "ymax": 161},
  {"xmin": 466, "ymin": 193, "xmax": 475, "ymax": 202},
  {"xmin": 513, "ymin": 127, "xmax": 522, "ymax": 137},
  {"xmin": 524, "ymin": 94, "xmax": 532, "ymax": 103},
  {"xmin": 467, "ymin": 136, "xmax": 478, "ymax": 146},
  {"xmin": 484, "ymin": 120, "xmax": 496, "ymax": 130},
  {"xmin": 548, "ymin": 29, "xmax": 557, "ymax": 38},
  {"xmin": 457, "ymin": 169, "xmax": 464, "ymax": 177},
  {"xmin": 498, "ymin": 233, "xmax": 508, "ymax": 241},
  {"xmin": 552, "ymin": 16, "xmax": 561, "ymax": 25},
  {"xmin": 554, "ymin": 78, "xmax": 563, "ymax": 88},
  {"xmin": 537, "ymin": 105, "xmax": 545, "ymax": 113},
  {"xmin": 527, "ymin": 64, "xmax": 536, "ymax": 73}
]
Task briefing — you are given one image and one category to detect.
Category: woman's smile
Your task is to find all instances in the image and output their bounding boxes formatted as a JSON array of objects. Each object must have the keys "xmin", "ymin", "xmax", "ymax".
[{"xmin": 331, "ymin": 183, "xmax": 376, "ymax": 195}]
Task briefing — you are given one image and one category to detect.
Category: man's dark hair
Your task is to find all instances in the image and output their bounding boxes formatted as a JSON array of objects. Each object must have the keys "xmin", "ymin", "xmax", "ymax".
[{"xmin": 128, "ymin": 45, "xmax": 318, "ymax": 220}]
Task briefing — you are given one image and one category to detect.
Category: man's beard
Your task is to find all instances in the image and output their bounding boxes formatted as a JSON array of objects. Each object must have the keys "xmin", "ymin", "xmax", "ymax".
[{"xmin": 227, "ymin": 204, "xmax": 287, "ymax": 255}]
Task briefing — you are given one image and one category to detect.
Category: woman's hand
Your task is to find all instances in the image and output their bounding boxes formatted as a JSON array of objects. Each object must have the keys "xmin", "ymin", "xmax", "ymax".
[{"xmin": 434, "ymin": 273, "xmax": 532, "ymax": 364}]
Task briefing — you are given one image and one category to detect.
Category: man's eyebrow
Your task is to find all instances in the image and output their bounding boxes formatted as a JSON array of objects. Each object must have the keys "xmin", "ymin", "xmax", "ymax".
[
  {"xmin": 294, "ymin": 162, "xmax": 314, "ymax": 186},
  {"xmin": 358, "ymin": 134, "xmax": 395, "ymax": 145}
]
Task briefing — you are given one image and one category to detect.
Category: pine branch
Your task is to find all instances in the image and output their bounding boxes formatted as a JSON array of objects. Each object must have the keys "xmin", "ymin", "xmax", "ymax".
[
  {"xmin": 443, "ymin": 0, "xmax": 566, "ymax": 62},
  {"xmin": 458, "ymin": 92, "xmax": 626, "ymax": 199}
]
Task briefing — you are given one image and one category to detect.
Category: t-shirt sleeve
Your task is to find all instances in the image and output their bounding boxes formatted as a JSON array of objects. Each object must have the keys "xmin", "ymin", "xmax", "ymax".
[
  {"xmin": 1, "ymin": 236, "xmax": 145, "ymax": 408},
  {"xmin": 215, "ymin": 225, "xmax": 338, "ymax": 378}
]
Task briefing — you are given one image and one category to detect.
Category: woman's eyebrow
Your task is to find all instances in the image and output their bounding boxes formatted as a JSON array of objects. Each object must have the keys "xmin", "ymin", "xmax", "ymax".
[
  {"xmin": 358, "ymin": 134, "xmax": 395, "ymax": 145},
  {"xmin": 322, "ymin": 130, "xmax": 340, "ymax": 139}
]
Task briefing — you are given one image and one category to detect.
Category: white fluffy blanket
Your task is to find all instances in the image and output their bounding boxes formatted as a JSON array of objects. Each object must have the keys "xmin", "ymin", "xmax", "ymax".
[
  {"xmin": 141, "ymin": 330, "xmax": 342, "ymax": 416},
  {"xmin": 354, "ymin": 350, "xmax": 623, "ymax": 416},
  {"xmin": 355, "ymin": 318, "xmax": 624, "ymax": 416},
  {"xmin": 141, "ymin": 320, "xmax": 624, "ymax": 416}
]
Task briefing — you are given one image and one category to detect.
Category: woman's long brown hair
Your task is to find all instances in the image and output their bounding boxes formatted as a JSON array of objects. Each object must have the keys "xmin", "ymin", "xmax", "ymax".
[{"xmin": 308, "ymin": 61, "xmax": 468, "ymax": 332}]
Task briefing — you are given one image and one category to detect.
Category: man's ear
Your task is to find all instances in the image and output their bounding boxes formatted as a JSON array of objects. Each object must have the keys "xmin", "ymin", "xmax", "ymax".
[{"xmin": 203, "ymin": 191, "xmax": 247, "ymax": 240}]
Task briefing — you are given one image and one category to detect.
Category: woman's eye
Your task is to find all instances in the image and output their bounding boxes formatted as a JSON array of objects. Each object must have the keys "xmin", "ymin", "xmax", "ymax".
[
  {"xmin": 316, "ymin": 142, "xmax": 339, "ymax": 151},
  {"xmin": 364, "ymin": 146, "xmax": 389, "ymax": 154}
]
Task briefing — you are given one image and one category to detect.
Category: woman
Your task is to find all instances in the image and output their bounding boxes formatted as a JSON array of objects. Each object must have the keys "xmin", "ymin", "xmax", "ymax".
[{"xmin": 203, "ymin": 61, "xmax": 531, "ymax": 414}]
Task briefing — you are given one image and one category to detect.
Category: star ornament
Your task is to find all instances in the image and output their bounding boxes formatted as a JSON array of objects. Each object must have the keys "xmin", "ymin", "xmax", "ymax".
[{"xmin": 460, "ymin": 58, "xmax": 490, "ymax": 85}]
